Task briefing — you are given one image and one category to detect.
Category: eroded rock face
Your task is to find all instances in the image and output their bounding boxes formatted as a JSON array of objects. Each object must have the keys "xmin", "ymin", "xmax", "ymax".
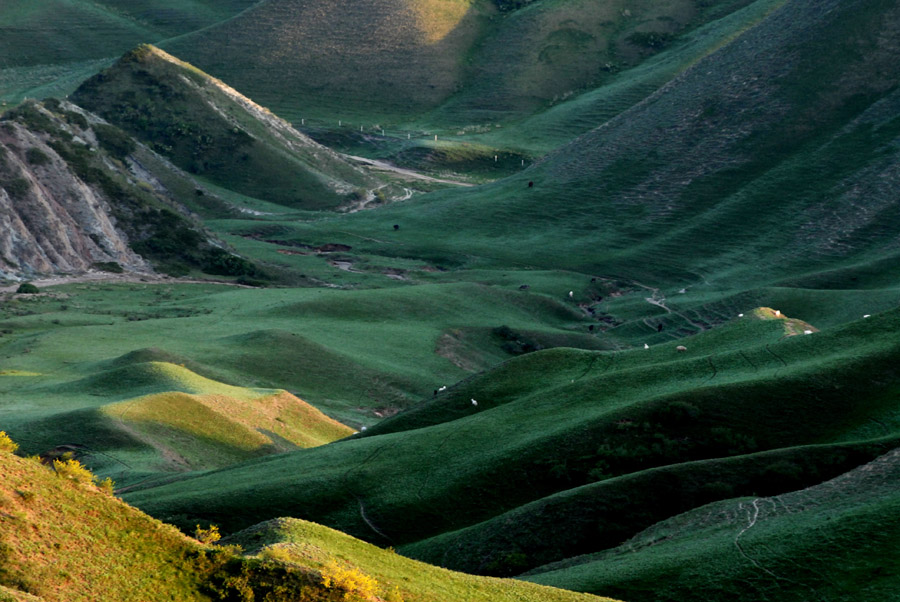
[{"xmin": 0, "ymin": 118, "xmax": 148, "ymax": 278}]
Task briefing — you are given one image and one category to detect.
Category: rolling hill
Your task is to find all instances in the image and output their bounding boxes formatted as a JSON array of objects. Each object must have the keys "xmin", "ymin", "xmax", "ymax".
[
  {"xmin": 120, "ymin": 308, "xmax": 900, "ymax": 583},
  {"xmin": 0, "ymin": 441, "xmax": 608, "ymax": 602}
]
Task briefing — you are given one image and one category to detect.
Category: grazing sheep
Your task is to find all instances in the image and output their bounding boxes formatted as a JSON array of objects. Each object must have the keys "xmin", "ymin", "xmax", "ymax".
[
  {"xmin": 774, "ymin": 310, "xmax": 781, "ymax": 317},
  {"xmin": 676, "ymin": 345, "xmax": 687, "ymax": 352},
  {"xmin": 361, "ymin": 426, "xmax": 367, "ymax": 431},
  {"xmin": 863, "ymin": 314, "xmax": 871, "ymax": 318},
  {"xmin": 804, "ymin": 330, "xmax": 813, "ymax": 335},
  {"xmin": 738, "ymin": 313, "xmax": 744, "ymax": 317},
  {"xmin": 438, "ymin": 385, "xmax": 447, "ymax": 392},
  {"xmin": 568, "ymin": 291, "xmax": 574, "ymax": 298},
  {"xmin": 471, "ymin": 398, "xmax": 478, "ymax": 406},
  {"xmin": 644, "ymin": 343, "xmax": 650, "ymax": 349}
]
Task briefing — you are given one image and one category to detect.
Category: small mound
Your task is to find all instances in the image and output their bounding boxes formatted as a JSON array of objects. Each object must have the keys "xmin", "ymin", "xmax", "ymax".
[
  {"xmin": 100, "ymin": 389, "xmax": 352, "ymax": 469},
  {"xmin": 55, "ymin": 361, "xmax": 263, "ymax": 400},
  {"xmin": 750, "ymin": 307, "xmax": 818, "ymax": 336},
  {"xmin": 224, "ymin": 518, "xmax": 615, "ymax": 602}
]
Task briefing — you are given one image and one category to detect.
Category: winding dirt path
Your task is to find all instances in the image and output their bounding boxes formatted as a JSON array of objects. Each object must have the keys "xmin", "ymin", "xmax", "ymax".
[{"xmin": 344, "ymin": 154, "xmax": 475, "ymax": 187}]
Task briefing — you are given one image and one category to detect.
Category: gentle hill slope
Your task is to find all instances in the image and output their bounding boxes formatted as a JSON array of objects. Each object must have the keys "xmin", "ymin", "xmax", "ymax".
[
  {"xmin": 10, "ymin": 358, "xmax": 352, "ymax": 481},
  {"xmin": 525, "ymin": 447, "xmax": 900, "ymax": 601},
  {"xmin": 164, "ymin": 0, "xmax": 496, "ymax": 122},
  {"xmin": 122, "ymin": 308, "xmax": 900, "ymax": 583},
  {"xmin": 0, "ymin": 444, "xmax": 613, "ymax": 602},
  {"xmin": 0, "ymin": 0, "xmax": 257, "ymax": 103},
  {"xmin": 71, "ymin": 45, "xmax": 379, "ymax": 211}
]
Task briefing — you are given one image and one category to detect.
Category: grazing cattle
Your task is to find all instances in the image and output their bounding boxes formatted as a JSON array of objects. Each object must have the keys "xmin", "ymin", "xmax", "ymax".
[{"xmin": 528, "ymin": 181, "xmax": 534, "ymax": 188}]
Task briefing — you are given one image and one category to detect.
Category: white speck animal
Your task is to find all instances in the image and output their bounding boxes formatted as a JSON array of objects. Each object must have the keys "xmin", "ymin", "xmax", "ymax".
[
  {"xmin": 361, "ymin": 426, "xmax": 367, "ymax": 431},
  {"xmin": 804, "ymin": 330, "xmax": 813, "ymax": 335},
  {"xmin": 438, "ymin": 385, "xmax": 447, "ymax": 392},
  {"xmin": 644, "ymin": 343, "xmax": 650, "ymax": 349},
  {"xmin": 774, "ymin": 310, "xmax": 781, "ymax": 317},
  {"xmin": 863, "ymin": 314, "xmax": 871, "ymax": 318},
  {"xmin": 471, "ymin": 398, "xmax": 478, "ymax": 406},
  {"xmin": 738, "ymin": 313, "xmax": 744, "ymax": 317},
  {"xmin": 678, "ymin": 288, "xmax": 686, "ymax": 294},
  {"xmin": 676, "ymin": 345, "xmax": 687, "ymax": 352},
  {"xmin": 568, "ymin": 291, "xmax": 574, "ymax": 298}
]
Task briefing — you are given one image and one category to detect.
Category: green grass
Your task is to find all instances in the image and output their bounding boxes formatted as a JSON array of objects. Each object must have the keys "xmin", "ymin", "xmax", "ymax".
[
  {"xmin": 0, "ymin": 447, "xmax": 614, "ymax": 602},
  {"xmin": 118, "ymin": 309, "xmax": 900, "ymax": 577},
  {"xmin": 225, "ymin": 518, "xmax": 614, "ymax": 602},
  {"xmin": 524, "ymin": 448, "xmax": 900, "ymax": 601}
]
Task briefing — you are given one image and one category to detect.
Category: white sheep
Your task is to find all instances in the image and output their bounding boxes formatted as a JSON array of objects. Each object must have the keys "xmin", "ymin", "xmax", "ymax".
[
  {"xmin": 774, "ymin": 310, "xmax": 781, "ymax": 317},
  {"xmin": 644, "ymin": 343, "xmax": 650, "ymax": 349},
  {"xmin": 804, "ymin": 330, "xmax": 813, "ymax": 335},
  {"xmin": 738, "ymin": 313, "xmax": 744, "ymax": 318},
  {"xmin": 863, "ymin": 314, "xmax": 871, "ymax": 318},
  {"xmin": 438, "ymin": 385, "xmax": 447, "ymax": 392},
  {"xmin": 568, "ymin": 291, "xmax": 574, "ymax": 298},
  {"xmin": 471, "ymin": 398, "xmax": 478, "ymax": 406},
  {"xmin": 676, "ymin": 345, "xmax": 687, "ymax": 352}
]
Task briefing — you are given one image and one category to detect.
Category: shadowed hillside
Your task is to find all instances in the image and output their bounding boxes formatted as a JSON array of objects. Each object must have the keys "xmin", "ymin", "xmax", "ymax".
[
  {"xmin": 72, "ymin": 45, "xmax": 379, "ymax": 211},
  {"xmin": 164, "ymin": 0, "xmax": 495, "ymax": 121},
  {"xmin": 524, "ymin": 447, "xmax": 900, "ymax": 601}
]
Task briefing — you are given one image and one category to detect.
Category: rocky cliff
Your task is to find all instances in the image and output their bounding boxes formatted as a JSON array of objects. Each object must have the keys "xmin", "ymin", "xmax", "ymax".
[{"xmin": 0, "ymin": 107, "xmax": 148, "ymax": 279}]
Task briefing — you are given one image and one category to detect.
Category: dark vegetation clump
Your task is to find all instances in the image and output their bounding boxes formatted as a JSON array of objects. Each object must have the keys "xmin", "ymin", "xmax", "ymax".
[
  {"xmin": 16, "ymin": 282, "xmax": 39, "ymax": 294},
  {"xmin": 93, "ymin": 123, "xmax": 136, "ymax": 159},
  {"xmin": 493, "ymin": 325, "xmax": 544, "ymax": 355},
  {"xmin": 1, "ymin": 177, "xmax": 31, "ymax": 199},
  {"xmin": 92, "ymin": 261, "xmax": 125, "ymax": 273},
  {"xmin": 25, "ymin": 147, "xmax": 51, "ymax": 166},
  {"xmin": 626, "ymin": 31, "xmax": 675, "ymax": 50},
  {"xmin": 493, "ymin": 0, "xmax": 537, "ymax": 12}
]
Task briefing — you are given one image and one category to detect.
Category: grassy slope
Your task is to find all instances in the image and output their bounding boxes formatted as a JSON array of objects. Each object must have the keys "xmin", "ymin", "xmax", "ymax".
[
  {"xmin": 120, "ymin": 309, "xmax": 900, "ymax": 571},
  {"xmin": 430, "ymin": 0, "xmax": 761, "ymax": 124},
  {"xmin": 273, "ymin": 0, "xmax": 900, "ymax": 330},
  {"xmin": 163, "ymin": 0, "xmax": 496, "ymax": 122},
  {"xmin": 0, "ymin": 0, "xmax": 257, "ymax": 103},
  {"xmin": 0, "ymin": 450, "xmax": 213, "ymax": 602},
  {"xmin": 71, "ymin": 45, "xmax": 377, "ymax": 210},
  {"xmin": 0, "ymin": 448, "xmax": 613, "ymax": 602},
  {"xmin": 524, "ymin": 448, "xmax": 900, "ymax": 601},
  {"xmin": 225, "ymin": 518, "xmax": 614, "ymax": 602},
  {"xmin": 0, "ymin": 277, "xmax": 602, "ymax": 483}
]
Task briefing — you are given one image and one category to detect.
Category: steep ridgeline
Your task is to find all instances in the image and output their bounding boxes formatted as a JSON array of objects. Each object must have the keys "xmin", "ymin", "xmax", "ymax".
[
  {"xmin": 0, "ymin": 103, "xmax": 147, "ymax": 278},
  {"xmin": 0, "ymin": 99, "xmax": 262, "ymax": 279},
  {"xmin": 72, "ymin": 45, "xmax": 379, "ymax": 211}
]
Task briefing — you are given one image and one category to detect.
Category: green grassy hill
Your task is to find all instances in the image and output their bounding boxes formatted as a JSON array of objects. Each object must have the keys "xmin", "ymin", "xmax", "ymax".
[
  {"xmin": 119, "ymin": 309, "xmax": 900, "ymax": 581},
  {"xmin": 0, "ymin": 0, "xmax": 256, "ymax": 104},
  {"xmin": 524, "ymin": 447, "xmax": 900, "ymax": 601},
  {"xmin": 71, "ymin": 45, "xmax": 379, "ymax": 211},
  {"xmin": 0, "ymin": 442, "xmax": 613, "ymax": 602},
  {"xmin": 162, "ymin": 0, "xmax": 495, "ymax": 123}
]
